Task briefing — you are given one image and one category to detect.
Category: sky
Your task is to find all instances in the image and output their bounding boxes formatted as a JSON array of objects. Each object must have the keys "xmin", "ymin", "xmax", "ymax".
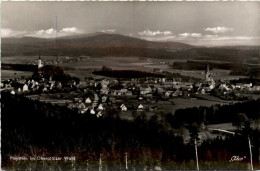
[{"xmin": 1, "ymin": 1, "xmax": 260, "ymax": 46}]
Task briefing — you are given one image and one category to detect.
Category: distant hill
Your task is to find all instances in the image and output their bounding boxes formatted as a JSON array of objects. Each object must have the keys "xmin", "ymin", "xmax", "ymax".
[
  {"xmin": 3, "ymin": 33, "xmax": 259, "ymax": 66},
  {"xmin": 1, "ymin": 33, "xmax": 194, "ymax": 57}
]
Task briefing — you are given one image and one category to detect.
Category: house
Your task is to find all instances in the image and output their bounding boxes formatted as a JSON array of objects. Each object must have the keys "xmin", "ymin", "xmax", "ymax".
[
  {"xmin": 74, "ymin": 98, "xmax": 83, "ymax": 102},
  {"xmin": 112, "ymin": 90, "xmax": 122, "ymax": 96},
  {"xmin": 120, "ymin": 104, "xmax": 127, "ymax": 111},
  {"xmin": 195, "ymin": 82, "xmax": 202, "ymax": 88},
  {"xmin": 78, "ymin": 102, "xmax": 86, "ymax": 110},
  {"xmin": 97, "ymin": 104, "xmax": 104, "ymax": 111},
  {"xmin": 112, "ymin": 90, "xmax": 118, "ymax": 96},
  {"xmin": 50, "ymin": 83, "xmax": 55, "ymax": 90},
  {"xmin": 77, "ymin": 81, "xmax": 87, "ymax": 88},
  {"xmin": 149, "ymin": 106, "xmax": 157, "ymax": 111},
  {"xmin": 79, "ymin": 106, "xmax": 88, "ymax": 114},
  {"xmin": 82, "ymin": 107, "xmax": 89, "ymax": 114},
  {"xmin": 100, "ymin": 87, "xmax": 109, "ymax": 95},
  {"xmin": 101, "ymin": 79, "xmax": 110, "ymax": 87},
  {"xmin": 172, "ymin": 90, "xmax": 182, "ymax": 97},
  {"xmin": 219, "ymin": 84, "xmax": 230, "ymax": 91},
  {"xmin": 158, "ymin": 78, "xmax": 166, "ymax": 82},
  {"xmin": 252, "ymin": 85, "xmax": 260, "ymax": 91},
  {"xmin": 165, "ymin": 91, "xmax": 173, "ymax": 98},
  {"xmin": 119, "ymin": 88, "xmax": 128, "ymax": 94},
  {"xmin": 180, "ymin": 82, "xmax": 193, "ymax": 90},
  {"xmin": 102, "ymin": 96, "xmax": 107, "ymax": 103},
  {"xmin": 235, "ymin": 83, "xmax": 243, "ymax": 89},
  {"xmin": 138, "ymin": 104, "xmax": 144, "ymax": 110},
  {"xmin": 112, "ymin": 90, "xmax": 117, "ymax": 95},
  {"xmin": 23, "ymin": 84, "xmax": 29, "ymax": 92},
  {"xmin": 56, "ymin": 82, "xmax": 62, "ymax": 89},
  {"xmin": 201, "ymin": 83, "xmax": 214, "ymax": 91},
  {"xmin": 140, "ymin": 86, "xmax": 152, "ymax": 95},
  {"xmin": 4, "ymin": 83, "xmax": 12, "ymax": 89},
  {"xmin": 85, "ymin": 97, "xmax": 92, "ymax": 104},
  {"xmin": 243, "ymin": 83, "xmax": 252, "ymax": 88},
  {"xmin": 68, "ymin": 103, "xmax": 76, "ymax": 109},
  {"xmin": 97, "ymin": 111, "xmax": 102, "ymax": 118},
  {"xmin": 90, "ymin": 109, "xmax": 95, "ymax": 115}
]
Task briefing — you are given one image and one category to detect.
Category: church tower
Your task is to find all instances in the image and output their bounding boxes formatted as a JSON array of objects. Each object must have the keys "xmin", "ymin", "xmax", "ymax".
[
  {"xmin": 38, "ymin": 55, "xmax": 44, "ymax": 69},
  {"xmin": 205, "ymin": 62, "xmax": 210, "ymax": 82},
  {"xmin": 37, "ymin": 55, "xmax": 44, "ymax": 76}
]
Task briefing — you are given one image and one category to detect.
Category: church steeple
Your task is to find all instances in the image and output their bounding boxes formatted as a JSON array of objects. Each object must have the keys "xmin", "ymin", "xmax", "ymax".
[
  {"xmin": 205, "ymin": 62, "xmax": 210, "ymax": 81},
  {"xmin": 38, "ymin": 55, "xmax": 44, "ymax": 69}
]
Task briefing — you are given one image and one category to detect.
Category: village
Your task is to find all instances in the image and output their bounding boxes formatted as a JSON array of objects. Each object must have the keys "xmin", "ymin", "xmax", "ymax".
[{"xmin": 2, "ymin": 56, "xmax": 260, "ymax": 119}]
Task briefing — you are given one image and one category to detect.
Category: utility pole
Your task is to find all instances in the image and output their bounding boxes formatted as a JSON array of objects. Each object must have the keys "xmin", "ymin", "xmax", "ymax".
[
  {"xmin": 125, "ymin": 152, "xmax": 128, "ymax": 170},
  {"xmin": 99, "ymin": 153, "xmax": 102, "ymax": 171},
  {"xmin": 248, "ymin": 136, "xmax": 254, "ymax": 170},
  {"xmin": 209, "ymin": 129, "xmax": 254, "ymax": 170},
  {"xmin": 195, "ymin": 139, "xmax": 199, "ymax": 171}
]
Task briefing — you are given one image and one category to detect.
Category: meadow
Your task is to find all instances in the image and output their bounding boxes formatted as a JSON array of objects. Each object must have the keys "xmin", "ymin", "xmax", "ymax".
[
  {"xmin": 2, "ymin": 56, "xmax": 249, "ymax": 81},
  {"xmin": 1, "ymin": 70, "xmax": 32, "ymax": 81}
]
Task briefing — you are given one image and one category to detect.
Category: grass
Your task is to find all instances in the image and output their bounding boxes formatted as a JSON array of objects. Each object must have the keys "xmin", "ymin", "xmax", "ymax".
[{"xmin": 4, "ymin": 160, "xmax": 260, "ymax": 170}]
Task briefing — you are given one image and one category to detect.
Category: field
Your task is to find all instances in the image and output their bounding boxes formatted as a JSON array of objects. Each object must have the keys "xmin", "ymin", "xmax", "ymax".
[
  {"xmin": 2, "ymin": 56, "xmax": 249, "ymax": 81},
  {"xmin": 1, "ymin": 70, "xmax": 32, "ymax": 81},
  {"xmin": 114, "ymin": 95, "xmax": 233, "ymax": 120}
]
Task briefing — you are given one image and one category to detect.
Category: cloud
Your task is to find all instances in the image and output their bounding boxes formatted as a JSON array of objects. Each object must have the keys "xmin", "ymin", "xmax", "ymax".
[
  {"xmin": 138, "ymin": 29, "xmax": 173, "ymax": 36},
  {"xmin": 140, "ymin": 32, "xmax": 260, "ymax": 46},
  {"xmin": 140, "ymin": 35, "xmax": 176, "ymax": 42},
  {"xmin": 204, "ymin": 34, "xmax": 219, "ymax": 38},
  {"xmin": 35, "ymin": 27, "xmax": 82, "ymax": 38},
  {"xmin": 100, "ymin": 29, "xmax": 117, "ymax": 33},
  {"xmin": 196, "ymin": 35, "xmax": 260, "ymax": 46},
  {"xmin": 60, "ymin": 27, "xmax": 80, "ymax": 33},
  {"xmin": 2, "ymin": 27, "xmax": 83, "ymax": 38},
  {"xmin": 204, "ymin": 27, "xmax": 234, "ymax": 34},
  {"xmin": 1, "ymin": 28, "xmax": 27, "ymax": 38},
  {"xmin": 36, "ymin": 28, "xmax": 56, "ymax": 36},
  {"xmin": 191, "ymin": 33, "xmax": 202, "ymax": 37},
  {"xmin": 1, "ymin": 28, "xmax": 13, "ymax": 37},
  {"xmin": 178, "ymin": 32, "xmax": 202, "ymax": 38},
  {"xmin": 202, "ymin": 35, "xmax": 255, "ymax": 41}
]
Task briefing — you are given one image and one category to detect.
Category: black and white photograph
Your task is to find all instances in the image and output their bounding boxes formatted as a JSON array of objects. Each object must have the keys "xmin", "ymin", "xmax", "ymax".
[{"xmin": 1, "ymin": 1, "xmax": 260, "ymax": 170}]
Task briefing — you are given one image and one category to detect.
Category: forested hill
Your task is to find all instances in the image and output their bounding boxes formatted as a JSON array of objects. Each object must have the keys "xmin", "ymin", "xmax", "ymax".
[
  {"xmin": 1, "ymin": 33, "xmax": 193, "ymax": 57},
  {"xmin": 2, "ymin": 91, "xmax": 260, "ymax": 168}
]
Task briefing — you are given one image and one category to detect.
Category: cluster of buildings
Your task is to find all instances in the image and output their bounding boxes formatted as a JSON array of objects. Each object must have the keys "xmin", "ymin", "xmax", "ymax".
[
  {"xmin": 26, "ymin": 56, "xmax": 82, "ymax": 66},
  {"xmin": 2, "ymin": 58, "xmax": 260, "ymax": 117}
]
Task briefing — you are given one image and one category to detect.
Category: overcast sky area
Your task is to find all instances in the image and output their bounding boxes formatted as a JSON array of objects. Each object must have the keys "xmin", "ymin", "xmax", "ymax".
[{"xmin": 1, "ymin": 2, "xmax": 260, "ymax": 46}]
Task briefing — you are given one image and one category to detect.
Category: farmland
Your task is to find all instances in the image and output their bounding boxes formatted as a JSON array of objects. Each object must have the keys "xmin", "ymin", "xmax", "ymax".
[
  {"xmin": 2, "ymin": 55, "xmax": 249, "ymax": 81},
  {"xmin": 1, "ymin": 70, "xmax": 32, "ymax": 81}
]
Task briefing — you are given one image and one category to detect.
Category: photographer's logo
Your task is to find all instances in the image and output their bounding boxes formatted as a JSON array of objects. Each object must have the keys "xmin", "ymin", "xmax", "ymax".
[{"xmin": 229, "ymin": 155, "xmax": 246, "ymax": 162}]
